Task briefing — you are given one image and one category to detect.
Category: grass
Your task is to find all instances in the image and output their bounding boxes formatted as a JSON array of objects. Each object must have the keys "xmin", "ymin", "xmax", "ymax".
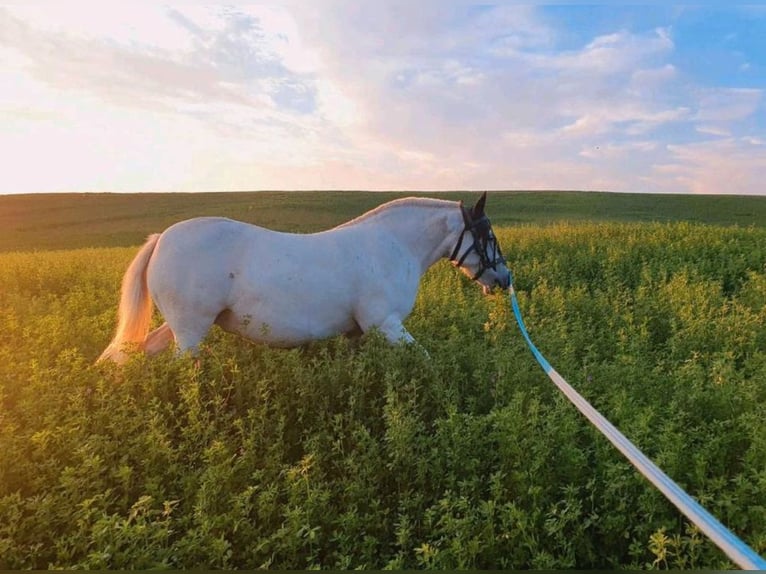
[
  {"xmin": 0, "ymin": 191, "xmax": 765, "ymax": 568},
  {"xmin": 2, "ymin": 190, "xmax": 766, "ymax": 252}
]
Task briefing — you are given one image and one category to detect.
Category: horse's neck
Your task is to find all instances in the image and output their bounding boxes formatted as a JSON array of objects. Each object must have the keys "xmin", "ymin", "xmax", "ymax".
[{"xmin": 363, "ymin": 202, "xmax": 463, "ymax": 272}]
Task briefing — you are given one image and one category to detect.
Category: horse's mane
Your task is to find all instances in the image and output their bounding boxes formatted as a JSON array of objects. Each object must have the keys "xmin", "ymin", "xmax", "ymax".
[{"xmin": 333, "ymin": 197, "xmax": 459, "ymax": 230}]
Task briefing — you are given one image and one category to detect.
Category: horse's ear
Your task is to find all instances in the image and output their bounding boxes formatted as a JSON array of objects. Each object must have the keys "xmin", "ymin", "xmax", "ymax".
[
  {"xmin": 473, "ymin": 191, "xmax": 487, "ymax": 216},
  {"xmin": 459, "ymin": 200, "xmax": 471, "ymax": 224}
]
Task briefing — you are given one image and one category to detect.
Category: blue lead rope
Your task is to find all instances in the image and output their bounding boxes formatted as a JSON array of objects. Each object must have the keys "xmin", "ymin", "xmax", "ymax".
[{"xmin": 508, "ymin": 283, "xmax": 766, "ymax": 570}]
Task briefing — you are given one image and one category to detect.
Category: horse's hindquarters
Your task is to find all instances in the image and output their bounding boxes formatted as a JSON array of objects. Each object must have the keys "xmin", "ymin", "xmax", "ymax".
[{"xmin": 146, "ymin": 219, "xmax": 252, "ymax": 352}]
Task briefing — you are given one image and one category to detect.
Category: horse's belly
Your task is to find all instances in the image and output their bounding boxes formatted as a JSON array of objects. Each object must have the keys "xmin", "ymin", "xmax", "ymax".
[{"xmin": 219, "ymin": 299, "xmax": 358, "ymax": 346}]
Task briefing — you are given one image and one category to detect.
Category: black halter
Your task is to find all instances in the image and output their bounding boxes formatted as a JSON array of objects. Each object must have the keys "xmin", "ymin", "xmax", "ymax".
[{"xmin": 449, "ymin": 207, "xmax": 505, "ymax": 281}]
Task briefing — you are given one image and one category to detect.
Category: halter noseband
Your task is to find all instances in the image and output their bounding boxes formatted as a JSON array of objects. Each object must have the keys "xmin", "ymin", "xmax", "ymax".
[{"xmin": 449, "ymin": 207, "xmax": 505, "ymax": 281}]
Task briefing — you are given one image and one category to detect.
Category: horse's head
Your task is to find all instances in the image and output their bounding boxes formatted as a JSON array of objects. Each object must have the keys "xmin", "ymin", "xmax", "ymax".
[{"xmin": 449, "ymin": 192, "xmax": 511, "ymax": 294}]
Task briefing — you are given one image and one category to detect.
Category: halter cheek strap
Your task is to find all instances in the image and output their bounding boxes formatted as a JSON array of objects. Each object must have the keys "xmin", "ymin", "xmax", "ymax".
[{"xmin": 448, "ymin": 210, "xmax": 470, "ymax": 265}]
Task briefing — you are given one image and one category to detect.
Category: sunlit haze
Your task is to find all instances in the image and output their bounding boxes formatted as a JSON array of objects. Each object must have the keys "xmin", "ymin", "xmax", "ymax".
[{"xmin": 1, "ymin": 3, "xmax": 765, "ymax": 194}]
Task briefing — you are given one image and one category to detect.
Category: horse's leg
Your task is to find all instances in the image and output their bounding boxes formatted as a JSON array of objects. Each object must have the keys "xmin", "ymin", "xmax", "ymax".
[
  {"xmin": 143, "ymin": 323, "xmax": 175, "ymax": 356},
  {"xmin": 374, "ymin": 315, "xmax": 416, "ymax": 345},
  {"xmin": 166, "ymin": 313, "xmax": 217, "ymax": 357},
  {"xmin": 358, "ymin": 313, "xmax": 431, "ymax": 357}
]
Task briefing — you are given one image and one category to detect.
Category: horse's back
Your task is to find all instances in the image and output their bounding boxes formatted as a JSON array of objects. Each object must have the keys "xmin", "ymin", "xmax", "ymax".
[
  {"xmin": 159, "ymin": 216, "xmax": 257, "ymax": 246},
  {"xmin": 152, "ymin": 216, "xmax": 288, "ymax": 269}
]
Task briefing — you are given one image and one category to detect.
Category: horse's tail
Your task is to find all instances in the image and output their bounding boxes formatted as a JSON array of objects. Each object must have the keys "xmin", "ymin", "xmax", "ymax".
[{"xmin": 97, "ymin": 233, "xmax": 161, "ymax": 364}]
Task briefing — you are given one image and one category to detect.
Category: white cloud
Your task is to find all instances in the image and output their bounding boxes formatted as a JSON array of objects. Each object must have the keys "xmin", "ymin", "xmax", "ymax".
[
  {"xmin": 630, "ymin": 63, "xmax": 677, "ymax": 89},
  {"xmin": 695, "ymin": 87, "xmax": 762, "ymax": 122},
  {"xmin": 2, "ymin": 97, "xmax": 211, "ymax": 193},
  {"xmin": 656, "ymin": 139, "xmax": 766, "ymax": 195},
  {"xmin": 579, "ymin": 141, "xmax": 658, "ymax": 160},
  {"xmin": 295, "ymin": 8, "xmax": 688, "ymax": 176},
  {"xmin": 0, "ymin": 4, "xmax": 367, "ymax": 193},
  {"xmin": 3, "ymin": 4, "xmax": 195, "ymax": 54},
  {"xmin": 0, "ymin": 5, "xmax": 328, "ymax": 115},
  {"xmin": 0, "ymin": 4, "xmax": 764, "ymax": 195},
  {"xmin": 536, "ymin": 28, "xmax": 673, "ymax": 75},
  {"xmin": 696, "ymin": 125, "xmax": 731, "ymax": 137}
]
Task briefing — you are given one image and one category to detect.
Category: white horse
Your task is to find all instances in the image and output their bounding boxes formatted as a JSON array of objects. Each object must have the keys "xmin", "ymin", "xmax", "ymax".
[{"xmin": 98, "ymin": 192, "xmax": 510, "ymax": 364}]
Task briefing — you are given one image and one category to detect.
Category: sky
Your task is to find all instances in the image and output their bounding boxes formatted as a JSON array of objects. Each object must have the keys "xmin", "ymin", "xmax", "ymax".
[{"xmin": 1, "ymin": 2, "xmax": 765, "ymax": 195}]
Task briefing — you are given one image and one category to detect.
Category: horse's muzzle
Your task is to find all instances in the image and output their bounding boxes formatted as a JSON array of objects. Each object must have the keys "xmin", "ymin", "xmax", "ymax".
[
  {"xmin": 482, "ymin": 271, "xmax": 511, "ymax": 295},
  {"xmin": 495, "ymin": 271, "xmax": 512, "ymax": 290}
]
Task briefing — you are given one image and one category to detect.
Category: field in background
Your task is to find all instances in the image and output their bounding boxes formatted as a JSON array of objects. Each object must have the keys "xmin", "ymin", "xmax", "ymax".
[
  {"xmin": 1, "ymin": 191, "xmax": 765, "ymax": 568},
  {"xmin": 2, "ymin": 190, "xmax": 766, "ymax": 251}
]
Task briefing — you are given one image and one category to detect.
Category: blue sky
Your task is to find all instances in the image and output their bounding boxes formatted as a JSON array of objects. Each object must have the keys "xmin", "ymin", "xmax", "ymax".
[{"xmin": 1, "ymin": 3, "xmax": 764, "ymax": 194}]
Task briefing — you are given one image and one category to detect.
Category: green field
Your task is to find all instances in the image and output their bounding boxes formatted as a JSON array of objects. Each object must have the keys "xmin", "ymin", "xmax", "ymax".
[
  {"xmin": 1, "ymin": 191, "xmax": 765, "ymax": 569},
  {"xmin": 2, "ymin": 190, "xmax": 766, "ymax": 252}
]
